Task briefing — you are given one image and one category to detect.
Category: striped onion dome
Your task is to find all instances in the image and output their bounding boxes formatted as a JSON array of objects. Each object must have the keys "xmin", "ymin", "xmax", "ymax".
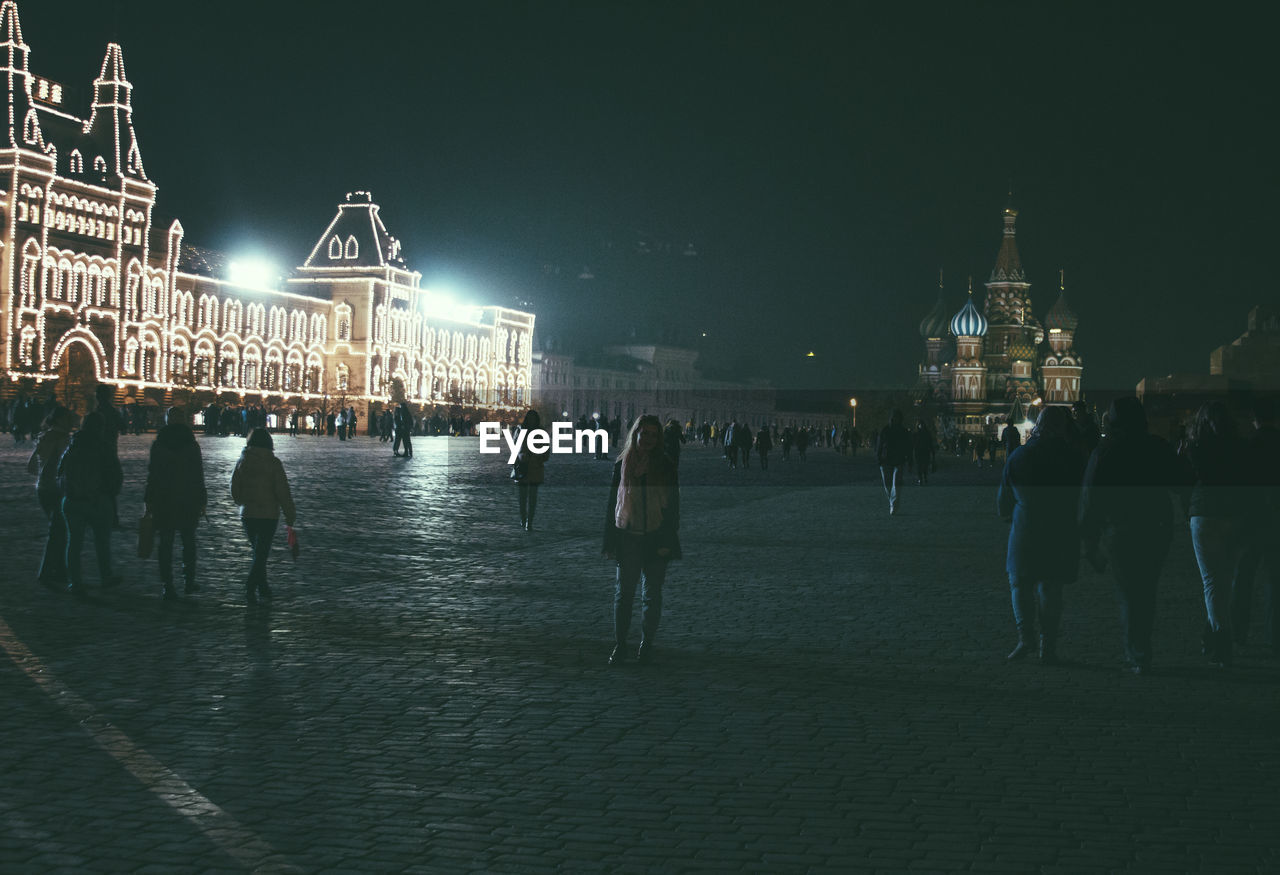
[
  {"xmin": 919, "ymin": 290, "xmax": 951, "ymax": 339},
  {"xmin": 1006, "ymin": 339, "xmax": 1037, "ymax": 361},
  {"xmin": 1045, "ymin": 290, "xmax": 1078, "ymax": 332},
  {"xmin": 950, "ymin": 295, "xmax": 988, "ymax": 337}
]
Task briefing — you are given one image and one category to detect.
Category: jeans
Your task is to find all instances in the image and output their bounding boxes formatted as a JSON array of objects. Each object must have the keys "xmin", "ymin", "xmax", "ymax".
[
  {"xmin": 1233, "ymin": 518, "xmax": 1279, "ymax": 649},
  {"xmin": 614, "ymin": 534, "xmax": 668, "ymax": 647},
  {"xmin": 1190, "ymin": 516, "xmax": 1245, "ymax": 637},
  {"xmin": 63, "ymin": 495, "xmax": 115, "ymax": 588},
  {"xmin": 1009, "ymin": 573, "xmax": 1063, "ymax": 648},
  {"xmin": 243, "ymin": 517, "xmax": 278, "ymax": 591},
  {"xmin": 158, "ymin": 524, "xmax": 198, "ymax": 588},
  {"xmin": 38, "ymin": 489, "xmax": 68, "ymax": 583},
  {"xmin": 880, "ymin": 465, "xmax": 905, "ymax": 511},
  {"xmin": 1107, "ymin": 537, "xmax": 1169, "ymax": 668}
]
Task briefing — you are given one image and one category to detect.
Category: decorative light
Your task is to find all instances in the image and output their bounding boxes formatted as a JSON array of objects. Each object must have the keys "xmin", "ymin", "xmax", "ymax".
[{"xmin": 227, "ymin": 258, "xmax": 280, "ymax": 291}]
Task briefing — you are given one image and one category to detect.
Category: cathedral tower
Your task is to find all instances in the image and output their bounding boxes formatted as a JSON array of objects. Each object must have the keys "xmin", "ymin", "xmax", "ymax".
[
  {"xmin": 1041, "ymin": 271, "xmax": 1082, "ymax": 404},
  {"xmin": 949, "ymin": 281, "xmax": 988, "ymax": 410}
]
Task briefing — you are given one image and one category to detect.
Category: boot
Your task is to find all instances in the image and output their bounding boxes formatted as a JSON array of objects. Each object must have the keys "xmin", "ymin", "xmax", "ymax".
[
  {"xmin": 1039, "ymin": 635, "xmax": 1058, "ymax": 665},
  {"xmin": 1007, "ymin": 639, "xmax": 1033, "ymax": 661}
]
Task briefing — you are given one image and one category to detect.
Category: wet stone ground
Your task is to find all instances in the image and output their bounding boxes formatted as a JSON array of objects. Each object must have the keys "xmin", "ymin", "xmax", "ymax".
[{"xmin": 1, "ymin": 433, "xmax": 1277, "ymax": 872}]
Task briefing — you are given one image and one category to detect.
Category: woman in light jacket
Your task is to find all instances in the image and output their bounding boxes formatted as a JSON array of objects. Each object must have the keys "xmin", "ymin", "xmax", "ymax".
[
  {"xmin": 231, "ymin": 428, "xmax": 296, "ymax": 604},
  {"xmin": 603, "ymin": 415, "xmax": 681, "ymax": 666}
]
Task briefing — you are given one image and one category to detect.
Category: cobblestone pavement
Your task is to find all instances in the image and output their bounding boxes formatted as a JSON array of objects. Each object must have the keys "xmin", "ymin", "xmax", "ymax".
[{"xmin": 1, "ymin": 433, "xmax": 1278, "ymax": 873}]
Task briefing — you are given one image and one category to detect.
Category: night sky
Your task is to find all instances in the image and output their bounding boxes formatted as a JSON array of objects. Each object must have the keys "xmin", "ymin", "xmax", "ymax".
[{"xmin": 27, "ymin": 1, "xmax": 1273, "ymax": 392}]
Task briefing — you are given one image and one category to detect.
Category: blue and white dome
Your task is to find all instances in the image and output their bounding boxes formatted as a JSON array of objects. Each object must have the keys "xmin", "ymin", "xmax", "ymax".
[{"xmin": 950, "ymin": 295, "xmax": 988, "ymax": 337}]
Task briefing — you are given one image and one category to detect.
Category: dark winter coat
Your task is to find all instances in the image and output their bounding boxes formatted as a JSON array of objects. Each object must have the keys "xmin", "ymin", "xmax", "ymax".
[
  {"xmin": 1184, "ymin": 434, "xmax": 1257, "ymax": 519},
  {"xmin": 145, "ymin": 424, "xmax": 208, "ymax": 527},
  {"xmin": 876, "ymin": 423, "xmax": 911, "ymax": 467},
  {"xmin": 997, "ymin": 434, "xmax": 1086, "ymax": 584},
  {"xmin": 1079, "ymin": 432, "xmax": 1190, "ymax": 566},
  {"xmin": 57, "ymin": 430, "xmax": 123, "ymax": 502}
]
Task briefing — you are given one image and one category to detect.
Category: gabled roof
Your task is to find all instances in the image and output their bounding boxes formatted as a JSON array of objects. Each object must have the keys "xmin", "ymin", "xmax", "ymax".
[{"xmin": 302, "ymin": 191, "xmax": 408, "ymax": 271}]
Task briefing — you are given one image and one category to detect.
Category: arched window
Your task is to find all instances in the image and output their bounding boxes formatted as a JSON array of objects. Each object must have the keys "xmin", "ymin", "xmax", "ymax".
[
  {"xmin": 20, "ymin": 240, "xmax": 39, "ymax": 309},
  {"xmin": 328, "ymin": 235, "xmax": 342, "ymax": 259},
  {"xmin": 19, "ymin": 326, "xmax": 37, "ymax": 367},
  {"xmin": 335, "ymin": 305, "xmax": 352, "ymax": 342},
  {"xmin": 336, "ymin": 363, "xmax": 350, "ymax": 392},
  {"xmin": 344, "ymin": 235, "xmax": 358, "ymax": 259}
]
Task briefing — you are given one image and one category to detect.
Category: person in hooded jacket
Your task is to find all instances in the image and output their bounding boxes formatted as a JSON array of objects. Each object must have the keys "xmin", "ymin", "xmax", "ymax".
[
  {"xmin": 58, "ymin": 411, "xmax": 124, "ymax": 597},
  {"xmin": 27, "ymin": 405, "xmax": 77, "ymax": 589},
  {"xmin": 603, "ymin": 415, "xmax": 681, "ymax": 667},
  {"xmin": 1079, "ymin": 397, "xmax": 1192, "ymax": 673},
  {"xmin": 231, "ymin": 428, "xmax": 297, "ymax": 604},
  {"xmin": 997, "ymin": 406, "xmax": 1085, "ymax": 664},
  {"xmin": 145, "ymin": 407, "xmax": 208, "ymax": 600}
]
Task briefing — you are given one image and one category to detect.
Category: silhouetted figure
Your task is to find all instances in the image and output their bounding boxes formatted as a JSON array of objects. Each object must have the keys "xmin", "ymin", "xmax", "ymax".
[
  {"xmin": 58, "ymin": 412, "xmax": 124, "ymax": 597},
  {"xmin": 1184, "ymin": 401, "xmax": 1256, "ymax": 667},
  {"xmin": 756, "ymin": 425, "xmax": 772, "ymax": 469},
  {"xmin": 876, "ymin": 410, "xmax": 911, "ymax": 514},
  {"xmin": 28, "ymin": 406, "xmax": 77, "ymax": 589},
  {"xmin": 393, "ymin": 402, "xmax": 414, "ymax": 457},
  {"xmin": 912, "ymin": 420, "xmax": 935, "ymax": 485},
  {"xmin": 1002, "ymin": 421, "xmax": 1022, "ymax": 460},
  {"xmin": 145, "ymin": 407, "xmax": 207, "ymax": 600},
  {"xmin": 1079, "ymin": 397, "xmax": 1191, "ymax": 673},
  {"xmin": 604, "ymin": 415, "xmax": 681, "ymax": 667},
  {"xmin": 1235, "ymin": 398, "xmax": 1280, "ymax": 654},
  {"xmin": 724, "ymin": 421, "xmax": 740, "ymax": 469},
  {"xmin": 231, "ymin": 429, "xmax": 297, "ymax": 604},
  {"xmin": 515, "ymin": 410, "xmax": 548, "ymax": 531},
  {"xmin": 997, "ymin": 406, "xmax": 1084, "ymax": 664},
  {"xmin": 1071, "ymin": 400, "xmax": 1101, "ymax": 457},
  {"xmin": 663, "ymin": 418, "xmax": 685, "ymax": 470}
]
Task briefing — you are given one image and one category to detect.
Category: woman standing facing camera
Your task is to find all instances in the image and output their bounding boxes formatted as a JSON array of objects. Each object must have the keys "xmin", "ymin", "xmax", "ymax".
[
  {"xmin": 514, "ymin": 409, "xmax": 549, "ymax": 531},
  {"xmin": 231, "ymin": 428, "xmax": 297, "ymax": 604},
  {"xmin": 603, "ymin": 415, "xmax": 682, "ymax": 666}
]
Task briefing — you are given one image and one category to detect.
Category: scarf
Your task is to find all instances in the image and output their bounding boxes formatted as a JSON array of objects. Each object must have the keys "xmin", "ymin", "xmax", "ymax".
[{"xmin": 615, "ymin": 452, "xmax": 668, "ymax": 533}]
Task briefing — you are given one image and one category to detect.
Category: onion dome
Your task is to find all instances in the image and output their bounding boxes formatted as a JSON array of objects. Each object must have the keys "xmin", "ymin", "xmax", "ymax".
[
  {"xmin": 1006, "ymin": 339, "xmax": 1037, "ymax": 361},
  {"xmin": 1045, "ymin": 289, "xmax": 1078, "ymax": 333},
  {"xmin": 950, "ymin": 293, "xmax": 988, "ymax": 337},
  {"xmin": 919, "ymin": 286, "xmax": 951, "ymax": 339}
]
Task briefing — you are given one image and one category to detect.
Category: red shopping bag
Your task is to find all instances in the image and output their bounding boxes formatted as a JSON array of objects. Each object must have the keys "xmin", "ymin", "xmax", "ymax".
[{"xmin": 286, "ymin": 525, "xmax": 300, "ymax": 561}]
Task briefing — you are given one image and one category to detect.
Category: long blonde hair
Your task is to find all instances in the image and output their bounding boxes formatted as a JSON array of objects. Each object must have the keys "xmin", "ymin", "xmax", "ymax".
[{"xmin": 618, "ymin": 415, "xmax": 671, "ymax": 484}]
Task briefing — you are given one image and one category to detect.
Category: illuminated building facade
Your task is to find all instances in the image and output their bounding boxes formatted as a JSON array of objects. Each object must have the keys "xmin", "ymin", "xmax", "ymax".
[
  {"xmin": 916, "ymin": 204, "xmax": 1083, "ymax": 436},
  {"xmin": 0, "ymin": 1, "xmax": 533, "ymax": 414}
]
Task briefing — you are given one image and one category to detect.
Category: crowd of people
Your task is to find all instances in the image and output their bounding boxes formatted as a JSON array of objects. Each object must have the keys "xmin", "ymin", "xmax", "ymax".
[
  {"xmin": 25, "ymin": 387, "xmax": 298, "ymax": 604},
  {"xmin": 14, "ymin": 384, "xmax": 1278, "ymax": 675}
]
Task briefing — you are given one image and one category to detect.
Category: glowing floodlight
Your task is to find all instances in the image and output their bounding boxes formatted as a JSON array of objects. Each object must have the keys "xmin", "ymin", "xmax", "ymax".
[
  {"xmin": 421, "ymin": 288, "xmax": 482, "ymax": 324},
  {"xmin": 228, "ymin": 258, "xmax": 280, "ymax": 291}
]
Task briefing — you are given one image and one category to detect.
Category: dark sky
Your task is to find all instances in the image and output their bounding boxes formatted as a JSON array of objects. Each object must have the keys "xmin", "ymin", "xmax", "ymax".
[{"xmin": 26, "ymin": 1, "xmax": 1274, "ymax": 392}]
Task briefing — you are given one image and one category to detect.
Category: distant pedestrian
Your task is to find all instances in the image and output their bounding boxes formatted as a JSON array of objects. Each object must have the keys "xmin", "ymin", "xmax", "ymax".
[
  {"xmin": 393, "ymin": 402, "xmax": 414, "ymax": 457},
  {"xmin": 1183, "ymin": 401, "xmax": 1255, "ymax": 667},
  {"xmin": 144, "ymin": 408, "xmax": 207, "ymax": 600},
  {"xmin": 514, "ymin": 410, "xmax": 548, "ymax": 531},
  {"xmin": 663, "ymin": 418, "xmax": 685, "ymax": 469},
  {"xmin": 756, "ymin": 425, "xmax": 772, "ymax": 469},
  {"xmin": 1001, "ymin": 421, "xmax": 1021, "ymax": 460},
  {"xmin": 1079, "ymin": 397, "xmax": 1191, "ymax": 674},
  {"xmin": 997, "ymin": 406, "xmax": 1085, "ymax": 664},
  {"xmin": 231, "ymin": 428, "xmax": 297, "ymax": 605},
  {"xmin": 876, "ymin": 410, "xmax": 911, "ymax": 514},
  {"xmin": 911, "ymin": 419, "xmax": 935, "ymax": 485},
  {"xmin": 604, "ymin": 415, "xmax": 681, "ymax": 667},
  {"xmin": 724, "ymin": 421, "xmax": 739, "ymax": 469},
  {"xmin": 1235, "ymin": 398, "xmax": 1280, "ymax": 655},
  {"xmin": 57, "ymin": 412, "xmax": 124, "ymax": 597},
  {"xmin": 27, "ymin": 405, "xmax": 77, "ymax": 590},
  {"xmin": 735, "ymin": 420, "xmax": 754, "ymax": 468}
]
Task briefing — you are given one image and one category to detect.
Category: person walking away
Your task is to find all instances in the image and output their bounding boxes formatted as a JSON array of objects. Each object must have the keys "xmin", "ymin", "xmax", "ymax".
[
  {"xmin": 231, "ymin": 428, "xmax": 297, "ymax": 604},
  {"xmin": 912, "ymin": 419, "xmax": 936, "ymax": 485},
  {"xmin": 393, "ymin": 402, "xmax": 414, "ymax": 458},
  {"xmin": 604, "ymin": 415, "xmax": 681, "ymax": 667},
  {"xmin": 1002, "ymin": 420, "xmax": 1022, "ymax": 462},
  {"xmin": 27, "ymin": 406, "xmax": 77, "ymax": 589},
  {"xmin": 1079, "ymin": 397, "xmax": 1192, "ymax": 674},
  {"xmin": 756, "ymin": 425, "xmax": 772, "ymax": 469},
  {"xmin": 663, "ymin": 418, "xmax": 685, "ymax": 470},
  {"xmin": 876, "ymin": 410, "xmax": 911, "ymax": 514},
  {"xmin": 997, "ymin": 406, "xmax": 1085, "ymax": 664},
  {"xmin": 515, "ymin": 410, "xmax": 549, "ymax": 531},
  {"xmin": 1235, "ymin": 398, "xmax": 1280, "ymax": 655},
  {"xmin": 724, "ymin": 421, "xmax": 739, "ymax": 469},
  {"xmin": 1184, "ymin": 401, "xmax": 1256, "ymax": 666},
  {"xmin": 145, "ymin": 407, "xmax": 207, "ymax": 600},
  {"xmin": 58, "ymin": 412, "xmax": 124, "ymax": 597}
]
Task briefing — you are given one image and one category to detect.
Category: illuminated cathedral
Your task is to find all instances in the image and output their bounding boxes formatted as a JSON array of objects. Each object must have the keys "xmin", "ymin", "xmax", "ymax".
[
  {"xmin": 0, "ymin": 0, "xmax": 534, "ymax": 414},
  {"xmin": 916, "ymin": 203, "xmax": 1082, "ymax": 437}
]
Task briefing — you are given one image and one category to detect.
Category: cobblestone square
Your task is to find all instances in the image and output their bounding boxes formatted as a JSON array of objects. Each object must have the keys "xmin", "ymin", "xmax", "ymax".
[{"xmin": 1, "ymin": 434, "xmax": 1277, "ymax": 872}]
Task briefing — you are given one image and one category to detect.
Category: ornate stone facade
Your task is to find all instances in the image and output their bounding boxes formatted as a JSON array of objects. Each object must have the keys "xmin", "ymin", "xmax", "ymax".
[{"xmin": 0, "ymin": 1, "xmax": 533, "ymax": 413}]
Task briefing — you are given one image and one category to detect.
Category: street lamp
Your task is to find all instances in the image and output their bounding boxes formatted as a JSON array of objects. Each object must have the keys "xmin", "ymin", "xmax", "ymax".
[{"xmin": 849, "ymin": 397, "xmax": 857, "ymax": 427}]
